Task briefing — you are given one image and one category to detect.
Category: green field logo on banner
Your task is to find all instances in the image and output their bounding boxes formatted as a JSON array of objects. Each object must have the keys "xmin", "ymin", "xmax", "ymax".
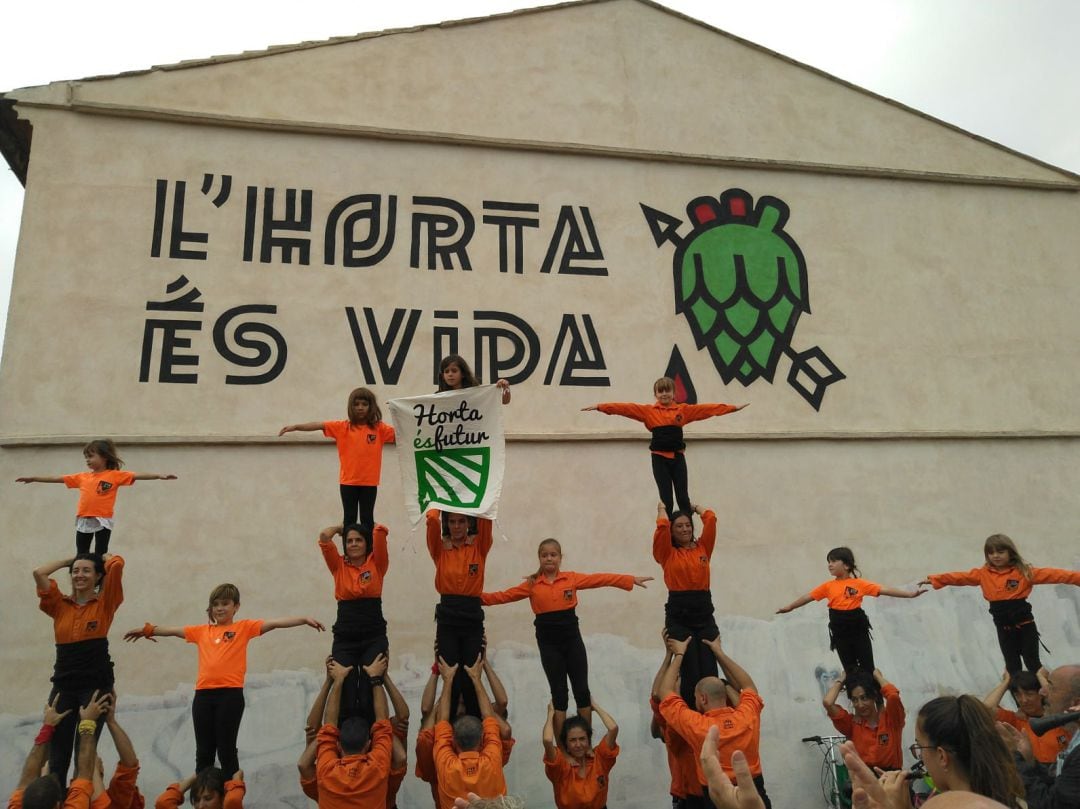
[{"xmin": 416, "ymin": 447, "xmax": 491, "ymax": 511}]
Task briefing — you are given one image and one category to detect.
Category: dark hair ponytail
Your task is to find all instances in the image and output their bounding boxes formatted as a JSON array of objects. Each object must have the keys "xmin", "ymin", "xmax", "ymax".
[{"xmin": 826, "ymin": 546, "xmax": 860, "ymax": 577}]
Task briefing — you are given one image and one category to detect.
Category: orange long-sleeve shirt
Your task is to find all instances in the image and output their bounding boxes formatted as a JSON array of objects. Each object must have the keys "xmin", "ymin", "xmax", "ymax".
[
  {"xmin": 39, "ymin": 555, "xmax": 124, "ymax": 643},
  {"xmin": 321, "ymin": 525, "xmax": 389, "ymax": 600},
  {"xmin": 481, "ymin": 571, "xmax": 634, "ymax": 613},
  {"xmin": 89, "ymin": 762, "xmax": 141, "ymax": 809},
  {"xmin": 928, "ymin": 565, "xmax": 1080, "ymax": 601},
  {"xmin": 596, "ymin": 401, "xmax": 738, "ymax": 458},
  {"xmin": 995, "ymin": 707, "xmax": 1075, "ymax": 765},
  {"xmin": 650, "ymin": 696, "xmax": 697, "ymax": 799},
  {"xmin": 426, "ymin": 510, "xmax": 493, "ymax": 596},
  {"xmin": 543, "ymin": 737, "xmax": 619, "ymax": 809},
  {"xmin": 154, "ymin": 780, "xmax": 244, "ymax": 809},
  {"xmin": 828, "ymin": 683, "xmax": 905, "ymax": 769},
  {"xmin": 433, "ymin": 717, "xmax": 506, "ymax": 809},
  {"xmin": 315, "ymin": 721, "xmax": 392, "ymax": 808},
  {"xmin": 659, "ymin": 691, "xmax": 765, "ymax": 785},
  {"xmin": 653, "ymin": 511, "xmax": 716, "ymax": 591}
]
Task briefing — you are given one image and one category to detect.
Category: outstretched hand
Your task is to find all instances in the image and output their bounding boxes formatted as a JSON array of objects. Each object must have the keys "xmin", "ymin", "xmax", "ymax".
[
  {"xmin": 363, "ymin": 654, "xmax": 388, "ymax": 679},
  {"xmin": 580, "ymin": 405, "xmax": 598, "ymax": 411},
  {"xmin": 303, "ymin": 617, "xmax": 326, "ymax": 632},
  {"xmin": 633, "ymin": 576, "xmax": 653, "ymax": 588},
  {"xmin": 43, "ymin": 694, "xmax": 72, "ymax": 727}
]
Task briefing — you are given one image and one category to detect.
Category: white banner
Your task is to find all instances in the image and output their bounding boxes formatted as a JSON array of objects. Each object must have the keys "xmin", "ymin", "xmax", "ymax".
[{"xmin": 388, "ymin": 385, "xmax": 505, "ymax": 526}]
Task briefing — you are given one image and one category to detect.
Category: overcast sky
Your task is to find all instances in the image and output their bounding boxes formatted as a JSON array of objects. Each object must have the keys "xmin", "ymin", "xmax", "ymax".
[{"xmin": 1, "ymin": 0, "xmax": 1077, "ymax": 358}]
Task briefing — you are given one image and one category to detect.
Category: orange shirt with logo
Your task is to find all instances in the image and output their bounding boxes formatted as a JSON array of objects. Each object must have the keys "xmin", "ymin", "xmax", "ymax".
[
  {"xmin": 426, "ymin": 510, "xmax": 493, "ymax": 596},
  {"xmin": 8, "ymin": 778, "xmax": 93, "ymax": 809},
  {"xmin": 315, "ymin": 721, "xmax": 392, "ymax": 809},
  {"xmin": 63, "ymin": 470, "xmax": 136, "ymax": 518},
  {"xmin": 928, "ymin": 565, "xmax": 1080, "ymax": 602},
  {"xmin": 40, "ymin": 555, "xmax": 125, "ymax": 643},
  {"xmin": 653, "ymin": 510, "xmax": 716, "ymax": 591},
  {"xmin": 829, "ymin": 683, "xmax": 905, "ymax": 769},
  {"xmin": 321, "ymin": 525, "xmax": 389, "ymax": 600},
  {"xmin": 810, "ymin": 578, "xmax": 882, "ymax": 611},
  {"xmin": 154, "ymin": 780, "xmax": 243, "ymax": 809},
  {"xmin": 659, "ymin": 690, "xmax": 765, "ymax": 784},
  {"xmin": 433, "ymin": 717, "xmax": 507, "ymax": 809},
  {"xmin": 322, "ymin": 420, "xmax": 396, "ymax": 486},
  {"xmin": 596, "ymin": 402, "xmax": 738, "ymax": 458},
  {"xmin": 544, "ymin": 737, "xmax": 619, "ymax": 809},
  {"xmin": 184, "ymin": 619, "xmax": 264, "ymax": 690},
  {"xmin": 995, "ymin": 707, "xmax": 1075, "ymax": 764},
  {"xmin": 481, "ymin": 571, "xmax": 634, "ymax": 612}
]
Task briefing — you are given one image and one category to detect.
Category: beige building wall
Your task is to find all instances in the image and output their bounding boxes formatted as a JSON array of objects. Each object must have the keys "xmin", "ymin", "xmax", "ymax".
[{"xmin": 2, "ymin": 2, "xmax": 1079, "ymax": 805}]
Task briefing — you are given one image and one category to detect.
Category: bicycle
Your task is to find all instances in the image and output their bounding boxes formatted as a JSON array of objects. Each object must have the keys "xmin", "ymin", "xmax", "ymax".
[{"xmin": 802, "ymin": 734, "xmax": 852, "ymax": 809}]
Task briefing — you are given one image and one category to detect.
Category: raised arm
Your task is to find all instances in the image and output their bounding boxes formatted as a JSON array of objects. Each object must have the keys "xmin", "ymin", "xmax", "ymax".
[
  {"xmin": 278, "ymin": 422, "xmax": 325, "ymax": 436},
  {"xmin": 305, "ymin": 659, "xmax": 334, "ymax": 738},
  {"xmin": 17, "ymin": 696, "xmax": 71, "ymax": 789},
  {"xmin": 426, "ymin": 509, "xmax": 444, "ymax": 561},
  {"xmin": 878, "ymin": 585, "xmax": 925, "ymax": 599},
  {"xmin": 260, "ymin": 616, "xmax": 326, "ymax": 635},
  {"xmin": 983, "ymin": 670, "xmax": 1011, "ymax": 710},
  {"xmin": 483, "ymin": 654, "xmax": 510, "ymax": 719},
  {"xmin": 105, "ymin": 695, "xmax": 139, "ymax": 768},
  {"xmin": 124, "ymin": 623, "xmax": 186, "ymax": 642},
  {"xmin": 420, "ymin": 667, "xmax": 440, "ymax": 729},
  {"xmin": 776, "ymin": 593, "xmax": 813, "ymax": 614},
  {"xmin": 324, "ymin": 661, "xmax": 352, "ymax": 728},
  {"xmin": 822, "ymin": 671, "xmax": 846, "ymax": 716},
  {"xmin": 436, "ymin": 657, "xmax": 458, "ymax": 724},
  {"xmin": 651, "ymin": 644, "xmax": 674, "ymax": 701},
  {"xmin": 15, "ymin": 476, "xmax": 65, "ymax": 483},
  {"xmin": 495, "ymin": 378, "xmax": 512, "ymax": 405},
  {"xmin": 384, "ymin": 670, "xmax": 410, "ymax": 725},
  {"xmin": 653, "ymin": 505, "xmax": 672, "ymax": 565},
  {"xmin": 465, "ymin": 655, "xmax": 495, "ymax": 719},
  {"xmin": 131, "ymin": 472, "xmax": 178, "ymax": 481},
  {"xmin": 922, "ymin": 568, "xmax": 982, "ymax": 588},
  {"xmin": 705, "ymin": 636, "xmax": 757, "ymax": 692},
  {"xmin": 1029, "ymin": 566, "xmax": 1080, "ymax": 587},
  {"xmin": 592, "ymin": 701, "xmax": 619, "ymax": 748},
  {"xmin": 659, "ymin": 635, "xmax": 690, "ymax": 699},
  {"xmin": 33, "ymin": 558, "xmax": 73, "ymax": 592},
  {"xmin": 542, "ymin": 702, "xmax": 557, "ymax": 759},
  {"xmin": 74, "ymin": 691, "xmax": 110, "ymax": 783},
  {"xmin": 364, "ymin": 655, "xmax": 390, "ymax": 722},
  {"xmin": 571, "ymin": 572, "xmax": 650, "ymax": 592}
]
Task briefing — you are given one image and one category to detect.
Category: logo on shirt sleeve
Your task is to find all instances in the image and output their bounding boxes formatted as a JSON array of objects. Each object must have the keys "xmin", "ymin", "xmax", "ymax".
[
  {"xmin": 468, "ymin": 564, "xmax": 479, "ymax": 577},
  {"xmin": 563, "ymin": 589, "xmax": 574, "ymax": 601},
  {"xmin": 96, "ymin": 481, "xmax": 114, "ymax": 495}
]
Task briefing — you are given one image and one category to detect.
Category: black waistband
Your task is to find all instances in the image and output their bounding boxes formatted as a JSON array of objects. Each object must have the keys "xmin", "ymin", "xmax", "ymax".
[
  {"xmin": 334, "ymin": 598, "xmax": 386, "ymax": 639},
  {"xmin": 53, "ymin": 638, "xmax": 113, "ymax": 689},
  {"xmin": 436, "ymin": 594, "xmax": 483, "ymax": 626},
  {"xmin": 534, "ymin": 608, "xmax": 579, "ymax": 636},
  {"xmin": 650, "ymin": 425, "xmax": 685, "ymax": 452},
  {"xmin": 988, "ymin": 598, "xmax": 1034, "ymax": 627},
  {"xmin": 828, "ymin": 607, "xmax": 869, "ymax": 626}
]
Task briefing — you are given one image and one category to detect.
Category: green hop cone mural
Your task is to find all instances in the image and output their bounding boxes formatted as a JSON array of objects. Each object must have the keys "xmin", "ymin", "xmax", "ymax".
[
  {"xmin": 641, "ymin": 188, "xmax": 844, "ymax": 410},
  {"xmin": 415, "ymin": 447, "xmax": 491, "ymax": 511}
]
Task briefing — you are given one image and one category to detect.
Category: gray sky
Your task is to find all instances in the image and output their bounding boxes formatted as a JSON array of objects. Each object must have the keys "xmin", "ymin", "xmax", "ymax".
[{"xmin": 2, "ymin": 0, "xmax": 1077, "ymax": 358}]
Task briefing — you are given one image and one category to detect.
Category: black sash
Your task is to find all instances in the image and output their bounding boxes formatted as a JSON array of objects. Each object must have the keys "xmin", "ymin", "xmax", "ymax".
[
  {"xmin": 828, "ymin": 608, "xmax": 872, "ymax": 651},
  {"xmin": 435, "ymin": 594, "xmax": 483, "ymax": 627},
  {"xmin": 665, "ymin": 590, "xmax": 715, "ymax": 627},
  {"xmin": 534, "ymin": 607, "xmax": 579, "ymax": 641},
  {"xmin": 650, "ymin": 425, "xmax": 685, "ymax": 452},
  {"xmin": 333, "ymin": 598, "xmax": 386, "ymax": 640},
  {"xmin": 988, "ymin": 598, "xmax": 1035, "ymax": 629},
  {"xmin": 53, "ymin": 638, "xmax": 113, "ymax": 690}
]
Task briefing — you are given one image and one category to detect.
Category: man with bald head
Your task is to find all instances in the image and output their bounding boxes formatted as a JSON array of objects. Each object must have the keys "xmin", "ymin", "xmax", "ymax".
[
  {"xmin": 1002, "ymin": 663, "xmax": 1080, "ymax": 809},
  {"xmin": 657, "ymin": 634, "xmax": 770, "ymax": 809}
]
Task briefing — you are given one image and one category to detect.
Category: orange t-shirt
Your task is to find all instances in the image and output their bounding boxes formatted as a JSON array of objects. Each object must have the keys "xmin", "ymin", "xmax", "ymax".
[
  {"xmin": 544, "ymin": 737, "xmax": 619, "ymax": 809},
  {"xmin": 63, "ymin": 470, "xmax": 136, "ymax": 518},
  {"xmin": 810, "ymin": 578, "xmax": 882, "ymax": 611},
  {"xmin": 154, "ymin": 780, "xmax": 243, "ymax": 809},
  {"xmin": 650, "ymin": 696, "xmax": 697, "ymax": 799},
  {"xmin": 481, "ymin": 571, "xmax": 634, "ymax": 613},
  {"xmin": 995, "ymin": 707, "xmax": 1075, "ymax": 765},
  {"xmin": 323, "ymin": 421, "xmax": 396, "ymax": 486},
  {"xmin": 426, "ymin": 510, "xmax": 493, "ymax": 596},
  {"xmin": 39, "ymin": 555, "xmax": 124, "ymax": 643},
  {"xmin": 184, "ymin": 619, "xmax": 263, "ymax": 690},
  {"xmin": 929, "ymin": 565, "xmax": 1080, "ymax": 602},
  {"xmin": 653, "ymin": 510, "xmax": 717, "ymax": 591},
  {"xmin": 89, "ymin": 762, "xmax": 140, "ymax": 809},
  {"xmin": 315, "ymin": 721, "xmax": 392, "ymax": 809},
  {"xmin": 321, "ymin": 525, "xmax": 389, "ymax": 600},
  {"xmin": 434, "ymin": 717, "xmax": 507, "ymax": 809},
  {"xmin": 829, "ymin": 683, "xmax": 905, "ymax": 769},
  {"xmin": 8, "ymin": 778, "xmax": 93, "ymax": 809},
  {"xmin": 596, "ymin": 402, "xmax": 738, "ymax": 458},
  {"xmin": 659, "ymin": 690, "xmax": 765, "ymax": 784}
]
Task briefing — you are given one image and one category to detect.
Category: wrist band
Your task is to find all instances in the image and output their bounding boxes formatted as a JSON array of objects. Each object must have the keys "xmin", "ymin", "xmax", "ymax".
[
  {"xmin": 34, "ymin": 724, "xmax": 56, "ymax": 745},
  {"xmin": 369, "ymin": 676, "xmax": 384, "ymax": 687},
  {"xmin": 77, "ymin": 720, "xmax": 97, "ymax": 735},
  {"xmin": 143, "ymin": 622, "xmax": 156, "ymax": 638},
  {"xmin": 431, "ymin": 661, "xmax": 439, "ymax": 676}
]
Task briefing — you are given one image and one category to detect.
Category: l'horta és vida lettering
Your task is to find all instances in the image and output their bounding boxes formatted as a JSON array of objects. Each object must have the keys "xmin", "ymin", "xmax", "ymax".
[{"xmin": 412, "ymin": 401, "xmax": 489, "ymax": 452}]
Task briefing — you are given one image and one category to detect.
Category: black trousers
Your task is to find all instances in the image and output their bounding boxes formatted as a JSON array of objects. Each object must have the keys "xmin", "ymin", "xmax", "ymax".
[
  {"xmin": 435, "ymin": 621, "xmax": 484, "ymax": 718},
  {"xmin": 47, "ymin": 686, "xmax": 105, "ymax": 788},
  {"xmin": 332, "ymin": 634, "xmax": 389, "ymax": 724},
  {"xmin": 666, "ymin": 623, "xmax": 720, "ymax": 706},
  {"xmin": 829, "ymin": 609, "xmax": 874, "ymax": 674},
  {"xmin": 192, "ymin": 687, "xmax": 245, "ymax": 775},
  {"xmin": 75, "ymin": 528, "xmax": 112, "ymax": 556},
  {"xmin": 996, "ymin": 620, "xmax": 1041, "ymax": 673},
  {"xmin": 652, "ymin": 454, "xmax": 691, "ymax": 516},
  {"xmin": 536, "ymin": 627, "xmax": 591, "ymax": 712},
  {"xmin": 340, "ymin": 484, "xmax": 377, "ymax": 531}
]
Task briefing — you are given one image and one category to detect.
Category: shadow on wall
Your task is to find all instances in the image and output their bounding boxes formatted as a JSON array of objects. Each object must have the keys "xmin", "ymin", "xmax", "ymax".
[{"xmin": 1, "ymin": 585, "xmax": 1078, "ymax": 807}]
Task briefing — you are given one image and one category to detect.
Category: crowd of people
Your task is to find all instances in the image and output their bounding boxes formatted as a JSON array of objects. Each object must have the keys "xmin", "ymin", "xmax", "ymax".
[{"xmin": 10, "ymin": 362, "xmax": 1080, "ymax": 808}]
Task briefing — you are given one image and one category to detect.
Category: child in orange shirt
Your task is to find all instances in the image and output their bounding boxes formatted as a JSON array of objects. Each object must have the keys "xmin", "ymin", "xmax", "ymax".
[
  {"xmin": 279, "ymin": 387, "xmax": 396, "ymax": 530},
  {"xmin": 777, "ymin": 547, "xmax": 924, "ymax": 673},
  {"xmin": 542, "ymin": 701, "xmax": 620, "ymax": 809},
  {"xmin": 922, "ymin": 533, "xmax": 1080, "ymax": 673},
  {"xmin": 582, "ymin": 377, "xmax": 746, "ymax": 516},
  {"xmin": 482, "ymin": 538, "xmax": 650, "ymax": 733},
  {"xmin": 124, "ymin": 583, "xmax": 325, "ymax": 775},
  {"xmin": 17, "ymin": 439, "xmax": 176, "ymax": 555}
]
